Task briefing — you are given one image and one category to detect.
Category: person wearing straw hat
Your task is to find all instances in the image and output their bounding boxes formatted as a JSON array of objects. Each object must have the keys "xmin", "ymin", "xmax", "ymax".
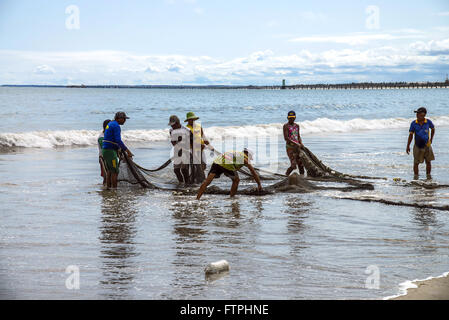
[
  {"xmin": 168, "ymin": 115, "xmax": 191, "ymax": 184},
  {"xmin": 196, "ymin": 148, "xmax": 262, "ymax": 199},
  {"xmin": 184, "ymin": 111, "xmax": 214, "ymax": 183},
  {"xmin": 406, "ymin": 107, "xmax": 435, "ymax": 179},
  {"xmin": 283, "ymin": 110, "xmax": 305, "ymax": 176}
]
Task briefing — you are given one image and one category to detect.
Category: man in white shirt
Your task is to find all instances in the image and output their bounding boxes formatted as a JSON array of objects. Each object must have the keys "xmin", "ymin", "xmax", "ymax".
[{"xmin": 168, "ymin": 115, "xmax": 191, "ymax": 184}]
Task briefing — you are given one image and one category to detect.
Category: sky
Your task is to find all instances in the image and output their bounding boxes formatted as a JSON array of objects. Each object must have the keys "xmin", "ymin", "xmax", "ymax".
[{"xmin": 0, "ymin": 0, "xmax": 448, "ymax": 85}]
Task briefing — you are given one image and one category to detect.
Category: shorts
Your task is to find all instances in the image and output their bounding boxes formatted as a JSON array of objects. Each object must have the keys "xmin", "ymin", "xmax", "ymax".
[
  {"xmin": 286, "ymin": 145, "xmax": 304, "ymax": 168},
  {"xmin": 102, "ymin": 148, "xmax": 119, "ymax": 174},
  {"xmin": 413, "ymin": 145, "xmax": 435, "ymax": 164},
  {"xmin": 173, "ymin": 163, "xmax": 189, "ymax": 170},
  {"xmin": 208, "ymin": 163, "xmax": 238, "ymax": 180}
]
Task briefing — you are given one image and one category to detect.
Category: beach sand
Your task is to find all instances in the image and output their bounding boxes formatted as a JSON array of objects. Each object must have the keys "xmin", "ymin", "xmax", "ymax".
[{"xmin": 391, "ymin": 273, "xmax": 449, "ymax": 300}]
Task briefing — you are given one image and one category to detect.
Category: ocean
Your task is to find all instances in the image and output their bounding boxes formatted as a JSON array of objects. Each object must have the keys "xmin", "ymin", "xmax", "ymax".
[{"xmin": 1, "ymin": 86, "xmax": 448, "ymax": 299}]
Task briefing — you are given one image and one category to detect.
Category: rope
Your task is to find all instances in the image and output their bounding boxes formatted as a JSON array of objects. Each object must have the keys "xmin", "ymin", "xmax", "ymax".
[
  {"xmin": 133, "ymin": 158, "xmax": 172, "ymax": 173},
  {"xmin": 336, "ymin": 196, "xmax": 449, "ymax": 211}
]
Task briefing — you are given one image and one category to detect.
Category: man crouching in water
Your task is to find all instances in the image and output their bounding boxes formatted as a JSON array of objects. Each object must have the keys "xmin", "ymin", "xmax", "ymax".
[{"xmin": 196, "ymin": 148, "xmax": 262, "ymax": 199}]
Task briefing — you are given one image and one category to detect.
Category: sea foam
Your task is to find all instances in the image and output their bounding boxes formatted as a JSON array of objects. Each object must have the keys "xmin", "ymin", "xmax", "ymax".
[
  {"xmin": 383, "ymin": 271, "xmax": 449, "ymax": 300},
  {"xmin": 1, "ymin": 116, "xmax": 449, "ymax": 149}
]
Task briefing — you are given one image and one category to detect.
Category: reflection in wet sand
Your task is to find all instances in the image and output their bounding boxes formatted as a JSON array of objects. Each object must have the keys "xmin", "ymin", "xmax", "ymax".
[
  {"xmin": 409, "ymin": 186, "xmax": 440, "ymax": 254},
  {"xmin": 98, "ymin": 189, "xmax": 142, "ymax": 299},
  {"xmin": 284, "ymin": 195, "xmax": 311, "ymax": 255},
  {"xmin": 171, "ymin": 201, "xmax": 208, "ymax": 246},
  {"xmin": 165, "ymin": 199, "xmax": 210, "ymax": 298}
]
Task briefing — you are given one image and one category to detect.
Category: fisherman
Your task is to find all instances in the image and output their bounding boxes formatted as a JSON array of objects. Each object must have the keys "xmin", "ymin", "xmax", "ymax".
[
  {"xmin": 184, "ymin": 111, "xmax": 214, "ymax": 184},
  {"xmin": 168, "ymin": 115, "xmax": 191, "ymax": 184},
  {"xmin": 283, "ymin": 110, "xmax": 305, "ymax": 176},
  {"xmin": 98, "ymin": 119, "xmax": 111, "ymax": 185},
  {"xmin": 406, "ymin": 107, "xmax": 435, "ymax": 179},
  {"xmin": 102, "ymin": 111, "xmax": 134, "ymax": 189},
  {"xmin": 196, "ymin": 148, "xmax": 262, "ymax": 199}
]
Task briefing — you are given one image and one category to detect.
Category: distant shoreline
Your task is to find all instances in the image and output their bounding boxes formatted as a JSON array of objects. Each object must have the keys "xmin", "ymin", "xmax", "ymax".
[{"xmin": 2, "ymin": 81, "xmax": 449, "ymax": 90}]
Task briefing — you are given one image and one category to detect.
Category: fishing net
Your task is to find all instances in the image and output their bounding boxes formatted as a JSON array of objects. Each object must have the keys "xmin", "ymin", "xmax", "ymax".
[
  {"xmin": 113, "ymin": 147, "xmax": 449, "ymax": 210},
  {"xmin": 117, "ymin": 152, "xmax": 155, "ymax": 188},
  {"xmin": 117, "ymin": 151, "xmax": 281, "ymax": 191},
  {"xmin": 116, "ymin": 147, "xmax": 375, "ymax": 193}
]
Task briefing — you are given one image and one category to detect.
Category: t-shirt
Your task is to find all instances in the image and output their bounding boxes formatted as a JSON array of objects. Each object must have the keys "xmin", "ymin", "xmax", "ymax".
[
  {"xmin": 409, "ymin": 119, "xmax": 434, "ymax": 148},
  {"xmin": 186, "ymin": 123, "xmax": 207, "ymax": 164},
  {"xmin": 170, "ymin": 126, "xmax": 191, "ymax": 165},
  {"xmin": 214, "ymin": 151, "xmax": 248, "ymax": 172},
  {"xmin": 285, "ymin": 123, "xmax": 300, "ymax": 148},
  {"xmin": 102, "ymin": 120, "xmax": 127, "ymax": 151}
]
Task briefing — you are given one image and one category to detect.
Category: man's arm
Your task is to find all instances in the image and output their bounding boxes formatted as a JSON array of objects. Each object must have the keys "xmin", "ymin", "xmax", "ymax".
[
  {"xmin": 201, "ymin": 128, "xmax": 214, "ymax": 150},
  {"xmin": 171, "ymin": 133, "xmax": 181, "ymax": 146},
  {"xmin": 114, "ymin": 125, "xmax": 133, "ymax": 157},
  {"xmin": 283, "ymin": 124, "xmax": 289, "ymax": 143},
  {"xmin": 201, "ymin": 128, "xmax": 209, "ymax": 145},
  {"xmin": 296, "ymin": 124, "xmax": 304, "ymax": 148},
  {"xmin": 244, "ymin": 159, "xmax": 262, "ymax": 191},
  {"xmin": 430, "ymin": 127, "xmax": 435, "ymax": 144},
  {"xmin": 406, "ymin": 132, "xmax": 414, "ymax": 154}
]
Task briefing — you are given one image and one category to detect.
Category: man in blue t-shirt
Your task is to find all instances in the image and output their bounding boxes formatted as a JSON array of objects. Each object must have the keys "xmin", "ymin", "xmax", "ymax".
[
  {"xmin": 406, "ymin": 107, "xmax": 435, "ymax": 179},
  {"xmin": 102, "ymin": 111, "xmax": 134, "ymax": 188}
]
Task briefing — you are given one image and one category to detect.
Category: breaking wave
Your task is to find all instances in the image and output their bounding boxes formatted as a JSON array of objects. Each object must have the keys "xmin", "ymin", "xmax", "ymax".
[{"xmin": 1, "ymin": 116, "xmax": 449, "ymax": 149}]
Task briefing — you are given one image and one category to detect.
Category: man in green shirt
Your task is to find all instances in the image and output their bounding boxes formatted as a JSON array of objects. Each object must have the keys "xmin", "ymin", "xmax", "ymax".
[{"xmin": 196, "ymin": 148, "xmax": 262, "ymax": 199}]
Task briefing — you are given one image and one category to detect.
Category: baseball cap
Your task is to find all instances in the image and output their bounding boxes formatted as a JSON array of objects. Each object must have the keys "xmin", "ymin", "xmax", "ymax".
[
  {"xmin": 168, "ymin": 115, "xmax": 180, "ymax": 126},
  {"xmin": 115, "ymin": 111, "xmax": 130, "ymax": 120},
  {"xmin": 414, "ymin": 107, "xmax": 427, "ymax": 114},
  {"xmin": 287, "ymin": 110, "xmax": 296, "ymax": 118}
]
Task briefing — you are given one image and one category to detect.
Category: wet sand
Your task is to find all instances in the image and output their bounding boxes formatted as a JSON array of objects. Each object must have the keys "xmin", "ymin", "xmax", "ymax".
[{"xmin": 391, "ymin": 273, "xmax": 449, "ymax": 300}]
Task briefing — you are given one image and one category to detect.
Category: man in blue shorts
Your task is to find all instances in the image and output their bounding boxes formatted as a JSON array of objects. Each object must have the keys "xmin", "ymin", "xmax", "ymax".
[{"xmin": 406, "ymin": 107, "xmax": 435, "ymax": 179}]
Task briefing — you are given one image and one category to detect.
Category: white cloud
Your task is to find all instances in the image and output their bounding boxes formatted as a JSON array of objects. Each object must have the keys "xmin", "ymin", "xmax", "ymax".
[
  {"xmin": 144, "ymin": 66, "xmax": 159, "ymax": 73},
  {"xmin": 248, "ymin": 50, "xmax": 274, "ymax": 61},
  {"xmin": 410, "ymin": 38, "xmax": 449, "ymax": 55},
  {"xmin": 167, "ymin": 64, "xmax": 185, "ymax": 72},
  {"xmin": 289, "ymin": 32, "xmax": 423, "ymax": 46},
  {"xmin": 34, "ymin": 65, "xmax": 55, "ymax": 74},
  {"xmin": 433, "ymin": 26, "xmax": 449, "ymax": 32},
  {"xmin": 1, "ymin": 40, "xmax": 448, "ymax": 85},
  {"xmin": 436, "ymin": 11, "xmax": 449, "ymax": 16}
]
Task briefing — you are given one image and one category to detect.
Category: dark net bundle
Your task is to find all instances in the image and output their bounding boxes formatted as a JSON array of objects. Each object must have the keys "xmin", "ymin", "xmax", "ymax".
[{"xmin": 299, "ymin": 146, "xmax": 384, "ymax": 180}]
